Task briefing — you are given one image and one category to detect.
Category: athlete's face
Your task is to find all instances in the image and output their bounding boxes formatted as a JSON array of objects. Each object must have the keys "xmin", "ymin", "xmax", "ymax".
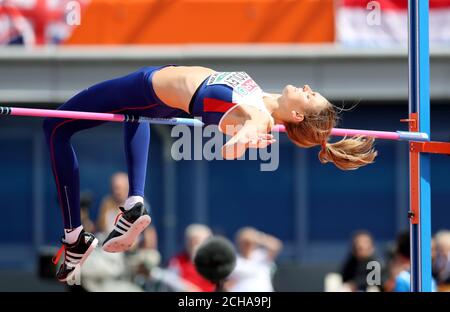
[{"xmin": 281, "ymin": 84, "xmax": 328, "ymax": 122}]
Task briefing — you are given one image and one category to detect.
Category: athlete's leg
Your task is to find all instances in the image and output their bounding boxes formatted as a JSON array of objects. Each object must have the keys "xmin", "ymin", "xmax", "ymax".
[
  {"xmin": 124, "ymin": 121, "xmax": 150, "ymax": 201},
  {"xmin": 42, "ymin": 67, "xmax": 167, "ymax": 279},
  {"xmin": 43, "ymin": 118, "xmax": 99, "ymax": 231},
  {"xmin": 102, "ymin": 119, "xmax": 153, "ymax": 253},
  {"xmin": 43, "ymin": 68, "xmax": 155, "ymax": 234},
  {"xmin": 43, "ymin": 68, "xmax": 158, "ymax": 281}
]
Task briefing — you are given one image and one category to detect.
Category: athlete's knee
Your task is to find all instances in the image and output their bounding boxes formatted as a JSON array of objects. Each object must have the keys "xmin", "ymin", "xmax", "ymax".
[
  {"xmin": 43, "ymin": 117, "xmax": 68, "ymax": 142},
  {"xmin": 43, "ymin": 117, "xmax": 56, "ymax": 138}
]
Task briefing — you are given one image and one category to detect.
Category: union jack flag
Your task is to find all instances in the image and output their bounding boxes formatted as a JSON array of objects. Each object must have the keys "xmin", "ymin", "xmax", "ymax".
[
  {"xmin": 0, "ymin": 0, "xmax": 89, "ymax": 45},
  {"xmin": 337, "ymin": 0, "xmax": 450, "ymax": 47}
]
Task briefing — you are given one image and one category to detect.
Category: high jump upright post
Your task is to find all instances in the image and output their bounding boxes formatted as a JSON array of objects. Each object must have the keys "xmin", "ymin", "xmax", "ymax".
[{"xmin": 407, "ymin": 0, "xmax": 432, "ymax": 292}]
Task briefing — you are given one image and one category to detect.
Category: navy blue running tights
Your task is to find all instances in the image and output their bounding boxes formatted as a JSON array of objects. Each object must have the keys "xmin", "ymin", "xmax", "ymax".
[{"xmin": 42, "ymin": 66, "xmax": 178, "ymax": 229}]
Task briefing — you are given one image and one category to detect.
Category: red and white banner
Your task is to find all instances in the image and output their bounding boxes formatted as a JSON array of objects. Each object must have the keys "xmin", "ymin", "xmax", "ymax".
[
  {"xmin": 337, "ymin": 0, "xmax": 450, "ymax": 46},
  {"xmin": 0, "ymin": 0, "xmax": 89, "ymax": 45}
]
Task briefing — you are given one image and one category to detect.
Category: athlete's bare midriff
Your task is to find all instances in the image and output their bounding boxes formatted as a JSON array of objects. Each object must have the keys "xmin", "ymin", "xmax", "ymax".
[
  {"xmin": 151, "ymin": 66, "xmax": 215, "ymax": 112},
  {"xmin": 152, "ymin": 65, "xmax": 274, "ymax": 133}
]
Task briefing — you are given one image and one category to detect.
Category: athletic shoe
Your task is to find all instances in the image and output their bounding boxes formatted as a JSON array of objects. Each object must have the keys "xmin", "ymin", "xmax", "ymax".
[
  {"xmin": 102, "ymin": 202, "xmax": 151, "ymax": 253},
  {"xmin": 52, "ymin": 230, "xmax": 98, "ymax": 282}
]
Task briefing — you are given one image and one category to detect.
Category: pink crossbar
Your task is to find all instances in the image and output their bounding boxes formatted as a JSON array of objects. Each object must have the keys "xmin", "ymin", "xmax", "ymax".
[
  {"xmin": 3, "ymin": 107, "xmax": 403, "ymax": 141},
  {"xmin": 10, "ymin": 107, "xmax": 125, "ymax": 122},
  {"xmin": 272, "ymin": 124, "xmax": 401, "ymax": 140}
]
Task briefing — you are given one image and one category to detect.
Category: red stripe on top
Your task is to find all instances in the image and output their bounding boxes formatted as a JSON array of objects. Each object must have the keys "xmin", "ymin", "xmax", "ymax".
[
  {"xmin": 342, "ymin": 0, "xmax": 450, "ymax": 10},
  {"xmin": 203, "ymin": 98, "xmax": 236, "ymax": 113}
]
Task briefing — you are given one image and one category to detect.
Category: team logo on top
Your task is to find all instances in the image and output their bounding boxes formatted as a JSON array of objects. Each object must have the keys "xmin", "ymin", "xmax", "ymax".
[{"xmin": 207, "ymin": 72, "xmax": 261, "ymax": 96}]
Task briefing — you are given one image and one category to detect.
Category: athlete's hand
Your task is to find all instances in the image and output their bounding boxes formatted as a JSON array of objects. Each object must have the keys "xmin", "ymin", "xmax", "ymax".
[
  {"xmin": 247, "ymin": 133, "xmax": 276, "ymax": 149},
  {"xmin": 222, "ymin": 127, "xmax": 276, "ymax": 160}
]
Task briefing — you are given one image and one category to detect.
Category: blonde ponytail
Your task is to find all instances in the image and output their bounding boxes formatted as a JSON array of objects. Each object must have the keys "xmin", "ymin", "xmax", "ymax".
[
  {"xmin": 319, "ymin": 136, "xmax": 377, "ymax": 170},
  {"xmin": 284, "ymin": 99, "xmax": 378, "ymax": 170}
]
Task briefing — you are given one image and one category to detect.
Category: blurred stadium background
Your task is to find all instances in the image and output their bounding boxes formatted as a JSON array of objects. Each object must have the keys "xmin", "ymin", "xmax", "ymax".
[{"xmin": 0, "ymin": 0, "xmax": 450, "ymax": 291}]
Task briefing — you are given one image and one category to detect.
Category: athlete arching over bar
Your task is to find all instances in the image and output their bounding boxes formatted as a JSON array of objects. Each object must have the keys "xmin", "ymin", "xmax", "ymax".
[{"xmin": 43, "ymin": 65, "xmax": 377, "ymax": 282}]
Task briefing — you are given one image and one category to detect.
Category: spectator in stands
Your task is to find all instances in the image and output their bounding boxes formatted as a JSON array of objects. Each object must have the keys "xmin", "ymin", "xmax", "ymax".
[
  {"xmin": 384, "ymin": 231, "xmax": 437, "ymax": 292},
  {"xmin": 97, "ymin": 172, "xmax": 129, "ymax": 233},
  {"xmin": 225, "ymin": 227, "xmax": 282, "ymax": 292},
  {"xmin": 76, "ymin": 215, "xmax": 160, "ymax": 292},
  {"xmin": 129, "ymin": 225, "xmax": 198, "ymax": 292},
  {"xmin": 168, "ymin": 224, "xmax": 215, "ymax": 292},
  {"xmin": 128, "ymin": 224, "xmax": 162, "ymax": 290},
  {"xmin": 340, "ymin": 230, "xmax": 380, "ymax": 291},
  {"xmin": 433, "ymin": 230, "xmax": 450, "ymax": 289},
  {"xmin": 96, "ymin": 172, "xmax": 153, "ymax": 248}
]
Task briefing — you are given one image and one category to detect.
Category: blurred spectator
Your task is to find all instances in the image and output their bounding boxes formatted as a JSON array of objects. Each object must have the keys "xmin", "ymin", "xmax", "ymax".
[
  {"xmin": 77, "ymin": 220, "xmax": 159, "ymax": 292},
  {"xmin": 76, "ymin": 172, "xmax": 162, "ymax": 292},
  {"xmin": 387, "ymin": 231, "xmax": 412, "ymax": 292},
  {"xmin": 97, "ymin": 172, "xmax": 129, "ymax": 233},
  {"xmin": 225, "ymin": 227, "xmax": 282, "ymax": 292},
  {"xmin": 141, "ymin": 223, "xmax": 158, "ymax": 250},
  {"xmin": 340, "ymin": 230, "xmax": 380, "ymax": 291},
  {"xmin": 168, "ymin": 224, "xmax": 215, "ymax": 292},
  {"xmin": 384, "ymin": 231, "xmax": 437, "ymax": 292},
  {"xmin": 78, "ymin": 248, "xmax": 141, "ymax": 292},
  {"xmin": 127, "ymin": 224, "xmax": 163, "ymax": 290},
  {"xmin": 433, "ymin": 230, "xmax": 450, "ymax": 290},
  {"xmin": 96, "ymin": 172, "xmax": 154, "ymax": 251},
  {"xmin": 128, "ymin": 225, "xmax": 196, "ymax": 292}
]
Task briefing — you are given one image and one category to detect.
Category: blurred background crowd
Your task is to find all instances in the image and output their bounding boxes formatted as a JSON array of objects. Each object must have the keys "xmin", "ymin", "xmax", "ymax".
[
  {"xmin": 31, "ymin": 172, "xmax": 450, "ymax": 292},
  {"xmin": 0, "ymin": 0, "xmax": 450, "ymax": 292},
  {"xmin": 38, "ymin": 172, "xmax": 450, "ymax": 292},
  {"xmin": 59, "ymin": 171, "xmax": 285, "ymax": 292}
]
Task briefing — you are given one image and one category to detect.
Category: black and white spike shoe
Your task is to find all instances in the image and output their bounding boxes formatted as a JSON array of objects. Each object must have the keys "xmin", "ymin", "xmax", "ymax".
[
  {"xmin": 52, "ymin": 230, "xmax": 98, "ymax": 283},
  {"xmin": 102, "ymin": 202, "xmax": 151, "ymax": 253}
]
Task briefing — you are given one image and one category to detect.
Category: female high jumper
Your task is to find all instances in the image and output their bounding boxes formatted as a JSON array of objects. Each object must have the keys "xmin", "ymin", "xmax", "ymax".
[{"xmin": 43, "ymin": 65, "xmax": 377, "ymax": 282}]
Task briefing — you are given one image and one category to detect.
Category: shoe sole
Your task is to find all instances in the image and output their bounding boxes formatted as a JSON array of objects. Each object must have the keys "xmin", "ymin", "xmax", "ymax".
[
  {"xmin": 59, "ymin": 238, "xmax": 99, "ymax": 283},
  {"xmin": 102, "ymin": 215, "xmax": 151, "ymax": 253}
]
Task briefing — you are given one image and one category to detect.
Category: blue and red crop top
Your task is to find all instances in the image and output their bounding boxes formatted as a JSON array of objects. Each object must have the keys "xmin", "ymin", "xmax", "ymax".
[{"xmin": 188, "ymin": 71, "xmax": 273, "ymax": 130}]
